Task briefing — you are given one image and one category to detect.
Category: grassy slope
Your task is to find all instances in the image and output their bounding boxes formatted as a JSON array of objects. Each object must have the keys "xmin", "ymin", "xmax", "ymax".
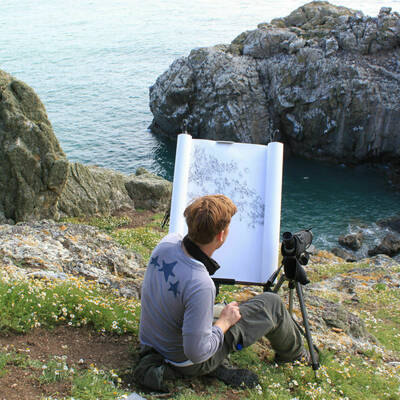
[{"xmin": 0, "ymin": 213, "xmax": 399, "ymax": 400}]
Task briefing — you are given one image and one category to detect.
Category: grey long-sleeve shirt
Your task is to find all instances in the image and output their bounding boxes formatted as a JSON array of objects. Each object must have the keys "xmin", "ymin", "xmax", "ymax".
[{"xmin": 139, "ymin": 233, "xmax": 224, "ymax": 364}]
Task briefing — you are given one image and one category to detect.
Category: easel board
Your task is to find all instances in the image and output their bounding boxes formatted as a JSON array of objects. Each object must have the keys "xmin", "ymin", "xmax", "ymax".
[{"xmin": 169, "ymin": 134, "xmax": 283, "ymax": 284}]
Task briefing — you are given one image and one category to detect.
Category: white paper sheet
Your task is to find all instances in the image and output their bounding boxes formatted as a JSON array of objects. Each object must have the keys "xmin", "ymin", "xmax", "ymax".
[
  {"xmin": 169, "ymin": 134, "xmax": 192, "ymax": 234},
  {"xmin": 169, "ymin": 134, "xmax": 283, "ymax": 284}
]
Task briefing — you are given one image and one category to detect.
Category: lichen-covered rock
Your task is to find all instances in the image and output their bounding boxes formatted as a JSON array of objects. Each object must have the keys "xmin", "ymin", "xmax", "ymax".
[
  {"xmin": 125, "ymin": 168, "xmax": 172, "ymax": 212},
  {"xmin": 305, "ymin": 256, "xmax": 400, "ymax": 352},
  {"xmin": 306, "ymin": 294, "xmax": 370, "ymax": 339},
  {"xmin": 0, "ymin": 70, "xmax": 69, "ymax": 223},
  {"xmin": 0, "ymin": 220, "xmax": 146, "ymax": 298},
  {"xmin": 57, "ymin": 163, "xmax": 136, "ymax": 218},
  {"xmin": 57, "ymin": 164, "xmax": 172, "ymax": 218},
  {"xmin": 149, "ymin": 2, "xmax": 400, "ymax": 171}
]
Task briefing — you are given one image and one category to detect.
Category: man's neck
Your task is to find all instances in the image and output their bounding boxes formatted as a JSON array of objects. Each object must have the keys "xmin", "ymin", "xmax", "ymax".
[
  {"xmin": 182, "ymin": 239, "xmax": 215, "ymax": 259},
  {"xmin": 197, "ymin": 242, "xmax": 215, "ymax": 258}
]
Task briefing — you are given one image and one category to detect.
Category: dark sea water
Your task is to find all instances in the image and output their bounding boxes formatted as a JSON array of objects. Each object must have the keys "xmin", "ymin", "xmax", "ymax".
[{"xmin": 2, "ymin": 0, "xmax": 400, "ymax": 249}]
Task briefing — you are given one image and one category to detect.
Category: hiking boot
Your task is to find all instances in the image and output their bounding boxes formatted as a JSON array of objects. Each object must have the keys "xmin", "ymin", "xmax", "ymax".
[{"xmin": 208, "ymin": 364, "xmax": 259, "ymax": 389}]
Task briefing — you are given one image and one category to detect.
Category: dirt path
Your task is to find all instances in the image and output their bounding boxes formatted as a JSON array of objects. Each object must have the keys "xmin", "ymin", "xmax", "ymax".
[{"xmin": 0, "ymin": 326, "xmax": 136, "ymax": 400}]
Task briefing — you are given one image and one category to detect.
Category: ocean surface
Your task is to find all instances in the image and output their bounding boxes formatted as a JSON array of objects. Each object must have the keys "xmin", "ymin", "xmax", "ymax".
[{"xmin": 2, "ymin": 0, "xmax": 400, "ymax": 250}]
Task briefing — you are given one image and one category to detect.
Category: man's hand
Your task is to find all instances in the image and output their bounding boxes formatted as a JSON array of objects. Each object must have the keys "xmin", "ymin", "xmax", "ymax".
[{"xmin": 214, "ymin": 301, "xmax": 241, "ymax": 333}]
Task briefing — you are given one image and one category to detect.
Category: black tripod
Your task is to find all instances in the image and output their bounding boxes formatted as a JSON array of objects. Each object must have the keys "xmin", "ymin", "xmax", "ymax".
[{"xmin": 265, "ymin": 231, "xmax": 320, "ymax": 376}]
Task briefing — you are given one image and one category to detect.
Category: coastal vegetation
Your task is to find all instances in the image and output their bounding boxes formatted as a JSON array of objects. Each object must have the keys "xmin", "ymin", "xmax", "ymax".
[{"xmin": 1, "ymin": 212, "xmax": 399, "ymax": 399}]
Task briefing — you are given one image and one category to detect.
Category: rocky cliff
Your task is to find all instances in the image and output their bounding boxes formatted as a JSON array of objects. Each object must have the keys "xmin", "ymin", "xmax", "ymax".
[
  {"xmin": 0, "ymin": 70, "xmax": 172, "ymax": 224},
  {"xmin": 149, "ymin": 2, "xmax": 400, "ymax": 168},
  {"xmin": 0, "ymin": 70, "xmax": 69, "ymax": 223}
]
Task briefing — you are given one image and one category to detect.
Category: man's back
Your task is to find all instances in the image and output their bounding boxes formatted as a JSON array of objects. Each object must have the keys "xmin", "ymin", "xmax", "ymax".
[{"xmin": 139, "ymin": 233, "xmax": 223, "ymax": 364}]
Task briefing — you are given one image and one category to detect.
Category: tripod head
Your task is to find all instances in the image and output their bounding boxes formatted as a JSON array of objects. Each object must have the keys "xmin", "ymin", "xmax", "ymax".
[{"xmin": 281, "ymin": 229, "xmax": 313, "ymax": 285}]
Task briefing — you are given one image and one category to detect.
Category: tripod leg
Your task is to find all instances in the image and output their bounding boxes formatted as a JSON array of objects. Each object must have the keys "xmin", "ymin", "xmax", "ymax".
[
  {"xmin": 288, "ymin": 281, "xmax": 296, "ymax": 316},
  {"xmin": 272, "ymin": 274, "xmax": 286, "ymax": 294},
  {"xmin": 295, "ymin": 282, "xmax": 320, "ymax": 373}
]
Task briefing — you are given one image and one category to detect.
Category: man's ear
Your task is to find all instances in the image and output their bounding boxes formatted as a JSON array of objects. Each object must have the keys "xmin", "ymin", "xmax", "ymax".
[{"xmin": 216, "ymin": 230, "xmax": 225, "ymax": 243}]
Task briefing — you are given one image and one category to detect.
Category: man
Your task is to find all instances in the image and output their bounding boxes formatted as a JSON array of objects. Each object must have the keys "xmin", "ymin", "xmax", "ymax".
[{"xmin": 137, "ymin": 194, "xmax": 306, "ymax": 390}]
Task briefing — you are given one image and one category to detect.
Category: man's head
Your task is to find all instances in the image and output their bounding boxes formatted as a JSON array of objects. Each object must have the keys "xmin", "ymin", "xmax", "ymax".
[{"xmin": 184, "ymin": 194, "xmax": 237, "ymax": 245}]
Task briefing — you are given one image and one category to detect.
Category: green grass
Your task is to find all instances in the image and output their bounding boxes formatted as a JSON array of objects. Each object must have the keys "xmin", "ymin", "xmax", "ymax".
[
  {"xmin": 39, "ymin": 355, "xmax": 72, "ymax": 384},
  {"xmin": 71, "ymin": 367, "xmax": 126, "ymax": 400},
  {"xmin": 306, "ymin": 261, "xmax": 371, "ymax": 283},
  {"xmin": 0, "ymin": 277, "xmax": 140, "ymax": 335},
  {"xmin": 61, "ymin": 216, "xmax": 131, "ymax": 233},
  {"xmin": 356, "ymin": 285, "xmax": 400, "ymax": 356},
  {"xmin": 112, "ymin": 227, "xmax": 164, "ymax": 262},
  {"xmin": 0, "ymin": 349, "xmax": 128, "ymax": 400},
  {"xmin": 61, "ymin": 212, "xmax": 167, "ymax": 263}
]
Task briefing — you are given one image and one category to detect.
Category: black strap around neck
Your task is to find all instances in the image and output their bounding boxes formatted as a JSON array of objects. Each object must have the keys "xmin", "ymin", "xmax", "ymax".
[{"xmin": 182, "ymin": 235, "xmax": 221, "ymax": 276}]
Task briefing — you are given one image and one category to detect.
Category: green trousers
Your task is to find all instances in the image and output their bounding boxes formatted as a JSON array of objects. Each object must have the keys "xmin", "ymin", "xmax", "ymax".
[{"xmin": 173, "ymin": 292, "xmax": 304, "ymax": 377}]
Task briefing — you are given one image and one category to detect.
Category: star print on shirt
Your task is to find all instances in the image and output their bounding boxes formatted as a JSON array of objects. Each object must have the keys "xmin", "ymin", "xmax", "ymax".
[
  {"xmin": 149, "ymin": 255, "xmax": 160, "ymax": 268},
  {"xmin": 159, "ymin": 260, "xmax": 177, "ymax": 282},
  {"xmin": 168, "ymin": 281, "xmax": 180, "ymax": 298}
]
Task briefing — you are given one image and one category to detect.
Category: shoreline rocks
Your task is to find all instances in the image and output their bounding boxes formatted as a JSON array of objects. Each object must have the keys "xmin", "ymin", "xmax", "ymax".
[
  {"xmin": 332, "ymin": 215, "xmax": 400, "ymax": 261},
  {"xmin": 338, "ymin": 232, "xmax": 363, "ymax": 251},
  {"xmin": 149, "ymin": 2, "xmax": 400, "ymax": 174},
  {"xmin": 368, "ymin": 233, "xmax": 400, "ymax": 257}
]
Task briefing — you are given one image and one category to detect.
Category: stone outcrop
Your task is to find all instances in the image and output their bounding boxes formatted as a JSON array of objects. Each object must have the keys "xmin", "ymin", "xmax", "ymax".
[
  {"xmin": 57, "ymin": 163, "xmax": 136, "ymax": 218},
  {"xmin": 307, "ymin": 254, "xmax": 400, "ymax": 352},
  {"xmin": 149, "ymin": 2, "xmax": 400, "ymax": 169},
  {"xmin": 125, "ymin": 168, "xmax": 172, "ymax": 212},
  {"xmin": 0, "ymin": 70, "xmax": 69, "ymax": 223},
  {"xmin": 0, "ymin": 220, "xmax": 146, "ymax": 298},
  {"xmin": 57, "ymin": 165, "xmax": 172, "ymax": 218}
]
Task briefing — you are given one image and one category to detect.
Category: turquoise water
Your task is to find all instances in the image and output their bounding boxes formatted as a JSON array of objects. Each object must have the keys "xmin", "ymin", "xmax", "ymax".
[{"xmin": 2, "ymin": 0, "xmax": 400, "ymax": 249}]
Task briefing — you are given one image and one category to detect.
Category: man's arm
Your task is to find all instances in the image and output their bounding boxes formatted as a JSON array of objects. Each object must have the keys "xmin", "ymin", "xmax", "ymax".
[
  {"xmin": 182, "ymin": 286, "xmax": 242, "ymax": 364},
  {"xmin": 214, "ymin": 301, "xmax": 241, "ymax": 333}
]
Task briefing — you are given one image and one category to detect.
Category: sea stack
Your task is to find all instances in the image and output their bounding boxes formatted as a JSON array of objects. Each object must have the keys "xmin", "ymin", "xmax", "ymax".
[{"xmin": 149, "ymin": 2, "xmax": 400, "ymax": 169}]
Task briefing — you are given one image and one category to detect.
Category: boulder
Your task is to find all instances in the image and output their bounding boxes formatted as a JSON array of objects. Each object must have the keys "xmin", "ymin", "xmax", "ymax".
[
  {"xmin": 368, "ymin": 233, "xmax": 400, "ymax": 257},
  {"xmin": 0, "ymin": 70, "xmax": 69, "ymax": 223},
  {"xmin": 125, "ymin": 168, "xmax": 172, "ymax": 212},
  {"xmin": 306, "ymin": 295, "xmax": 369, "ymax": 339},
  {"xmin": 338, "ymin": 232, "xmax": 363, "ymax": 250},
  {"xmin": 149, "ymin": 2, "xmax": 400, "ymax": 171},
  {"xmin": 376, "ymin": 215, "xmax": 400, "ymax": 233},
  {"xmin": 57, "ymin": 163, "xmax": 135, "ymax": 218},
  {"xmin": 331, "ymin": 247, "xmax": 356, "ymax": 262},
  {"xmin": 57, "ymin": 164, "xmax": 172, "ymax": 218}
]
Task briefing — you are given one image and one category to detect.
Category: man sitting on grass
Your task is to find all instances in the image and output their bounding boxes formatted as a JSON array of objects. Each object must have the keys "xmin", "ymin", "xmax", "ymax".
[{"xmin": 136, "ymin": 194, "xmax": 307, "ymax": 390}]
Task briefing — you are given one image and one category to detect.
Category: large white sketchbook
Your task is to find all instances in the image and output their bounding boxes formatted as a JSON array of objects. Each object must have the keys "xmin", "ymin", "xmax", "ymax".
[{"xmin": 169, "ymin": 134, "xmax": 283, "ymax": 284}]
